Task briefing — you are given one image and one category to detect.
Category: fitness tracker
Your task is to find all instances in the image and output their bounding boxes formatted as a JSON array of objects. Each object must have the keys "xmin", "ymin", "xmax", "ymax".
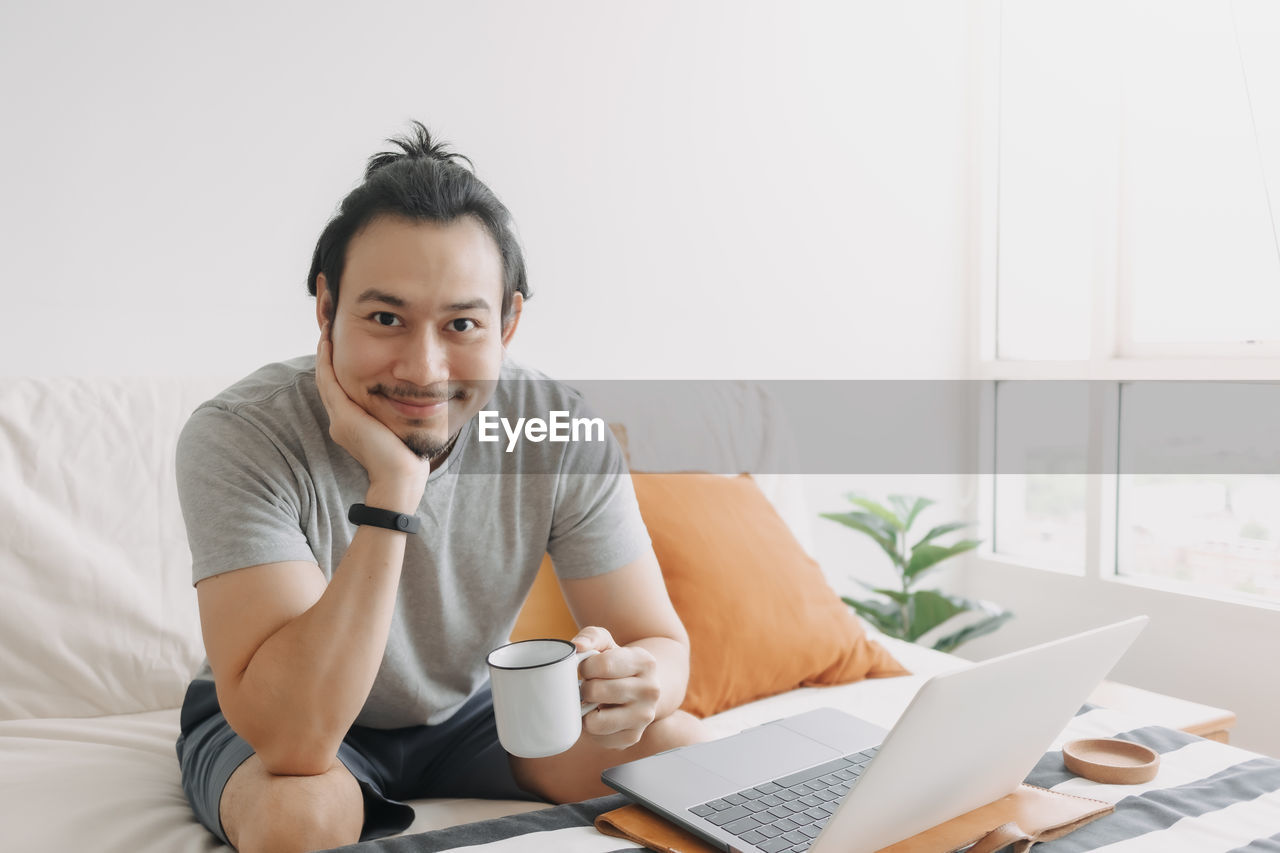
[{"xmin": 347, "ymin": 503, "xmax": 421, "ymax": 534}]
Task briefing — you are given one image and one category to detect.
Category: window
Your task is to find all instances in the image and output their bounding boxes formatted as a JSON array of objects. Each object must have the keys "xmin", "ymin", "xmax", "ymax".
[
  {"xmin": 992, "ymin": 382, "xmax": 1088, "ymax": 573},
  {"xmin": 1117, "ymin": 383, "xmax": 1280, "ymax": 599},
  {"xmin": 977, "ymin": 0, "xmax": 1280, "ymax": 604}
]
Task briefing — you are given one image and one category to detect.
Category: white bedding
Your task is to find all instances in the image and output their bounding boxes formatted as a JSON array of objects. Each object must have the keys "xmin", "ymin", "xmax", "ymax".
[{"xmin": 0, "ymin": 635, "xmax": 956, "ymax": 852}]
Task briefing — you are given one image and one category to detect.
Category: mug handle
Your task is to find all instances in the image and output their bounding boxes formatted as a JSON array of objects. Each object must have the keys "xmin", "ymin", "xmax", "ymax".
[{"xmin": 576, "ymin": 649, "xmax": 600, "ymax": 715}]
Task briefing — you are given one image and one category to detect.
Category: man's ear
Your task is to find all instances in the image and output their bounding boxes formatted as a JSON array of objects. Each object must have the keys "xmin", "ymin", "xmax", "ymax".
[
  {"xmin": 501, "ymin": 291, "xmax": 524, "ymax": 348},
  {"xmin": 315, "ymin": 273, "xmax": 335, "ymax": 330}
]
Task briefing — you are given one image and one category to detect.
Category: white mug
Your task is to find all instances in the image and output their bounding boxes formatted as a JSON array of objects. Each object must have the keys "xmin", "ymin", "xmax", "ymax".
[{"xmin": 487, "ymin": 638, "xmax": 600, "ymax": 759}]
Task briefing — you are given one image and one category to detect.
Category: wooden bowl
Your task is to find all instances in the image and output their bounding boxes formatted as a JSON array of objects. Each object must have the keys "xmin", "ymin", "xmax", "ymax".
[{"xmin": 1063, "ymin": 738, "xmax": 1160, "ymax": 784}]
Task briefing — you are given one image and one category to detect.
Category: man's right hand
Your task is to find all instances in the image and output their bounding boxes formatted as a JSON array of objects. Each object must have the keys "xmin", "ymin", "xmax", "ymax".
[{"xmin": 315, "ymin": 322, "xmax": 431, "ymax": 511}]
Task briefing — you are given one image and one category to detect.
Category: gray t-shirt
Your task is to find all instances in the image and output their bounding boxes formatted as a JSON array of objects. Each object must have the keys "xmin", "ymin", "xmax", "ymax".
[{"xmin": 176, "ymin": 355, "xmax": 651, "ymax": 728}]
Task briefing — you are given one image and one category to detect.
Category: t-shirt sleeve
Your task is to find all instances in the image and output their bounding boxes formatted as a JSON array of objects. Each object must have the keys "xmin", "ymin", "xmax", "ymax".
[
  {"xmin": 175, "ymin": 405, "xmax": 318, "ymax": 585},
  {"xmin": 545, "ymin": 401, "xmax": 653, "ymax": 581}
]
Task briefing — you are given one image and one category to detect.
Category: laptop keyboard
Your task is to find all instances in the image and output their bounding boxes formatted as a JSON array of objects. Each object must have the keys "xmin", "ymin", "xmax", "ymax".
[{"xmin": 688, "ymin": 747, "xmax": 879, "ymax": 853}]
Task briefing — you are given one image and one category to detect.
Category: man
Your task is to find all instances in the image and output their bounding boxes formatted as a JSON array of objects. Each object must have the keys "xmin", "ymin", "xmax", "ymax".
[{"xmin": 174, "ymin": 121, "xmax": 708, "ymax": 853}]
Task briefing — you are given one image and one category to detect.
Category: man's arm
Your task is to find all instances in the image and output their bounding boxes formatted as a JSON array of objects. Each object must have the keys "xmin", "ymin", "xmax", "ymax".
[
  {"xmin": 196, "ymin": 493, "xmax": 414, "ymax": 776},
  {"xmin": 559, "ymin": 550, "xmax": 691, "ymax": 748},
  {"xmin": 195, "ymin": 325, "xmax": 430, "ymax": 776}
]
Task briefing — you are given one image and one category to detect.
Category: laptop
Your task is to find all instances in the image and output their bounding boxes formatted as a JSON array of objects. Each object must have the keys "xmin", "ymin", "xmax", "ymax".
[{"xmin": 602, "ymin": 616, "xmax": 1147, "ymax": 853}]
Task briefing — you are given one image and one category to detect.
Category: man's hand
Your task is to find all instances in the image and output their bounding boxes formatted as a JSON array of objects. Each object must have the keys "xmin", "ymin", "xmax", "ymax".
[
  {"xmin": 315, "ymin": 323, "xmax": 430, "ymax": 509},
  {"xmin": 572, "ymin": 626, "xmax": 662, "ymax": 750}
]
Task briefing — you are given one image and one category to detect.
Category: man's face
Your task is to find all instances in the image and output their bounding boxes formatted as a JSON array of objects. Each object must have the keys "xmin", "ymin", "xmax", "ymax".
[{"xmin": 316, "ymin": 214, "xmax": 519, "ymax": 460}]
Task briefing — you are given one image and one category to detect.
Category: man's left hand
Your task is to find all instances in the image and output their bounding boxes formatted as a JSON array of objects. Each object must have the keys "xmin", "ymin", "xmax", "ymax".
[{"xmin": 572, "ymin": 626, "xmax": 662, "ymax": 750}]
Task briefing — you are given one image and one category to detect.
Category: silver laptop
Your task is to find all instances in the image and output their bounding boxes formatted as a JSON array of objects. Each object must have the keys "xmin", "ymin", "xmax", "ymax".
[{"xmin": 603, "ymin": 616, "xmax": 1147, "ymax": 853}]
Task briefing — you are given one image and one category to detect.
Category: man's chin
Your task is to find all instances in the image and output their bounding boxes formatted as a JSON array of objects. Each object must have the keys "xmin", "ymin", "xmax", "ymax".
[{"xmin": 402, "ymin": 430, "xmax": 455, "ymax": 461}]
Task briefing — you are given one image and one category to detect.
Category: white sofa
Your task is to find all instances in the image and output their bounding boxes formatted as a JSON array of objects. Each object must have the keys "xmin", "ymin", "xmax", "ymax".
[{"xmin": 0, "ymin": 374, "xmax": 963, "ymax": 852}]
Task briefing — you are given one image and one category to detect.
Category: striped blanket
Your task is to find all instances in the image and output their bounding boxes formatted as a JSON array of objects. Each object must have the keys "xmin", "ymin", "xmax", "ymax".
[{"xmin": 329, "ymin": 707, "xmax": 1280, "ymax": 852}]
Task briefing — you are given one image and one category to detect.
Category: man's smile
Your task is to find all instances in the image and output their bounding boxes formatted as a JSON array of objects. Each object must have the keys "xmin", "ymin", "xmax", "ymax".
[{"xmin": 383, "ymin": 394, "xmax": 455, "ymax": 418}]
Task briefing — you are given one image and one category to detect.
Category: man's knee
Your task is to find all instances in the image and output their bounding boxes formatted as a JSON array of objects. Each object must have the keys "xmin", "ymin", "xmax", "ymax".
[
  {"xmin": 221, "ymin": 755, "xmax": 364, "ymax": 853},
  {"xmin": 639, "ymin": 710, "xmax": 714, "ymax": 752}
]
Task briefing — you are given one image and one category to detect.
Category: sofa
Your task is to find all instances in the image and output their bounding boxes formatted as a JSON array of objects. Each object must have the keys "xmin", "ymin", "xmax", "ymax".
[
  {"xmin": 0, "ymin": 372, "xmax": 965, "ymax": 852},
  {"xmin": 7, "ymin": 373, "xmax": 1277, "ymax": 853}
]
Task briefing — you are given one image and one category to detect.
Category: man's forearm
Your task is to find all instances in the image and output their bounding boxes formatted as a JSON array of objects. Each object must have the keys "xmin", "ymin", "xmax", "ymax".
[
  {"xmin": 627, "ymin": 636, "xmax": 691, "ymax": 721},
  {"xmin": 225, "ymin": 486, "xmax": 417, "ymax": 775}
]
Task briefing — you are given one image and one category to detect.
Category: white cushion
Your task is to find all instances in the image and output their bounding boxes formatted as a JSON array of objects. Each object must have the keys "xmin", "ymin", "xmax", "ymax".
[{"xmin": 0, "ymin": 377, "xmax": 230, "ymax": 720}]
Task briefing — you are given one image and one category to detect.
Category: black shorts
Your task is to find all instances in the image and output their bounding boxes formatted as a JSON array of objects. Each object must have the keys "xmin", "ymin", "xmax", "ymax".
[{"xmin": 174, "ymin": 679, "xmax": 543, "ymax": 846}]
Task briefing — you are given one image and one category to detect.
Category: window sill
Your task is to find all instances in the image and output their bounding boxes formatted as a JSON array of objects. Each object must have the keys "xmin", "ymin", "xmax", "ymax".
[{"xmin": 971, "ymin": 551, "xmax": 1280, "ymax": 614}]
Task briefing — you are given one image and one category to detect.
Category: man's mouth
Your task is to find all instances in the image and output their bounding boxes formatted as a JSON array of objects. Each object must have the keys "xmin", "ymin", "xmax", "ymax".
[{"xmin": 383, "ymin": 393, "xmax": 460, "ymax": 419}]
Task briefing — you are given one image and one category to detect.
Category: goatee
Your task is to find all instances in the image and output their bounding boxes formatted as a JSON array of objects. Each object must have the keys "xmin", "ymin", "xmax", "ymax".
[{"xmin": 404, "ymin": 429, "xmax": 460, "ymax": 461}]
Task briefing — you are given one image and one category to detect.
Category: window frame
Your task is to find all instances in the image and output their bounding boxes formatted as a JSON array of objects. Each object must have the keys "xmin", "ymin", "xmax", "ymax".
[{"xmin": 969, "ymin": 0, "xmax": 1280, "ymax": 612}]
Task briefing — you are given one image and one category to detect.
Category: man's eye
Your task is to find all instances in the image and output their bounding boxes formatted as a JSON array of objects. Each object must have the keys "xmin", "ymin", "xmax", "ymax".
[
  {"xmin": 372, "ymin": 312, "xmax": 402, "ymax": 327},
  {"xmin": 449, "ymin": 318, "xmax": 478, "ymax": 332}
]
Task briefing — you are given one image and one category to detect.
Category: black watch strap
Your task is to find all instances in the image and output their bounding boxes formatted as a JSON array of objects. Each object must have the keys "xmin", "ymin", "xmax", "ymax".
[{"xmin": 348, "ymin": 503, "xmax": 421, "ymax": 534}]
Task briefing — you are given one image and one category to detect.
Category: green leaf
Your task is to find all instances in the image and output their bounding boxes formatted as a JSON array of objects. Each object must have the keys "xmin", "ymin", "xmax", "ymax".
[
  {"xmin": 909, "ymin": 594, "xmax": 1014, "ymax": 652},
  {"xmin": 890, "ymin": 495, "xmax": 935, "ymax": 533},
  {"xmin": 842, "ymin": 494, "xmax": 904, "ymax": 532},
  {"xmin": 912, "ymin": 521, "xmax": 974, "ymax": 550},
  {"xmin": 827, "ymin": 498, "xmax": 1011, "ymax": 649},
  {"xmin": 820, "ymin": 511, "xmax": 904, "ymax": 568},
  {"xmin": 904, "ymin": 539, "xmax": 982, "ymax": 580},
  {"xmin": 872, "ymin": 587, "xmax": 911, "ymax": 605},
  {"xmin": 931, "ymin": 611, "xmax": 1016, "ymax": 653},
  {"xmin": 887, "ymin": 495, "xmax": 915, "ymax": 524},
  {"xmin": 820, "ymin": 510, "xmax": 895, "ymax": 543},
  {"xmin": 904, "ymin": 589, "xmax": 966, "ymax": 641},
  {"xmin": 842, "ymin": 597, "xmax": 905, "ymax": 639}
]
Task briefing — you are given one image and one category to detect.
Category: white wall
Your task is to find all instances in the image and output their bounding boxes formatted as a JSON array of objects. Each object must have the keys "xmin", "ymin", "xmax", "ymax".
[
  {"xmin": 0, "ymin": 0, "xmax": 970, "ymax": 383},
  {"xmin": 0, "ymin": 0, "xmax": 973, "ymax": 586}
]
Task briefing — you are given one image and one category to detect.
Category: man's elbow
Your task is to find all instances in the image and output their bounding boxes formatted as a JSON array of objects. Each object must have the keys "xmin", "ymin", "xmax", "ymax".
[
  {"xmin": 661, "ymin": 616, "xmax": 692, "ymax": 657},
  {"xmin": 221, "ymin": 696, "xmax": 342, "ymax": 777},
  {"xmin": 242, "ymin": 721, "xmax": 343, "ymax": 777},
  {"xmin": 255, "ymin": 740, "xmax": 343, "ymax": 777}
]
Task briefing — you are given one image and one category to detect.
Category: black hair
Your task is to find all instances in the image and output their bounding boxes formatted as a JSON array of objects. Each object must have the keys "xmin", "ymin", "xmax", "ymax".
[{"xmin": 306, "ymin": 120, "xmax": 530, "ymax": 325}]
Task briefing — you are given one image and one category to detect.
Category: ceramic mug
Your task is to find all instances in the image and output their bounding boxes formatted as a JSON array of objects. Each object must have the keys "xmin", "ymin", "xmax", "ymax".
[{"xmin": 487, "ymin": 638, "xmax": 600, "ymax": 759}]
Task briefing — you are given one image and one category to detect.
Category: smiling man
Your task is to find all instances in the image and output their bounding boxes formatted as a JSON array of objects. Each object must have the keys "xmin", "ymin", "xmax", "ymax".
[{"xmin": 173, "ymin": 122, "xmax": 707, "ymax": 853}]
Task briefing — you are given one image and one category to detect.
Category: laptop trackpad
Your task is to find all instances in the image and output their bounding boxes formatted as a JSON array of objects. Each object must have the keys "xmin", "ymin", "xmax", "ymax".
[{"xmin": 680, "ymin": 723, "xmax": 844, "ymax": 787}]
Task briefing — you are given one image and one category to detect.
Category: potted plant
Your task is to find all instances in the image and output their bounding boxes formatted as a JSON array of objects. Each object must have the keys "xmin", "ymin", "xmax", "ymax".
[{"xmin": 821, "ymin": 494, "xmax": 1012, "ymax": 653}]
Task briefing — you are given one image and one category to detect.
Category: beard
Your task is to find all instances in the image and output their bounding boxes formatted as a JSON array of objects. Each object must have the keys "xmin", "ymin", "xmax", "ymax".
[
  {"xmin": 371, "ymin": 382, "xmax": 467, "ymax": 461},
  {"xmin": 403, "ymin": 428, "xmax": 460, "ymax": 461}
]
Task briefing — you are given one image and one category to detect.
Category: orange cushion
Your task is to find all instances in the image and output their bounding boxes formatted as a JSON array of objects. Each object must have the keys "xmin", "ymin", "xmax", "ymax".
[
  {"xmin": 512, "ymin": 472, "xmax": 908, "ymax": 717},
  {"xmin": 510, "ymin": 553, "xmax": 578, "ymax": 643},
  {"xmin": 510, "ymin": 421, "xmax": 632, "ymax": 643},
  {"xmin": 632, "ymin": 472, "xmax": 907, "ymax": 717}
]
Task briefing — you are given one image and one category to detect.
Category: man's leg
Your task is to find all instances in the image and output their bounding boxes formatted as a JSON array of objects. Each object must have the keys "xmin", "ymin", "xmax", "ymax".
[
  {"xmin": 219, "ymin": 754, "xmax": 364, "ymax": 853},
  {"xmin": 177, "ymin": 680, "xmax": 418, "ymax": 852},
  {"xmin": 509, "ymin": 709, "xmax": 713, "ymax": 804}
]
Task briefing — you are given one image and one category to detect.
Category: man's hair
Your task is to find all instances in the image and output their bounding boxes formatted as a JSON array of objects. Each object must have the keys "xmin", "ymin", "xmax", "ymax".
[{"xmin": 306, "ymin": 120, "xmax": 530, "ymax": 325}]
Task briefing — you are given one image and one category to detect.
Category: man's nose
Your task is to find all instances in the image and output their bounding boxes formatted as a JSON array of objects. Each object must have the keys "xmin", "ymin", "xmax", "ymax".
[{"xmin": 392, "ymin": 328, "xmax": 448, "ymax": 388}]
